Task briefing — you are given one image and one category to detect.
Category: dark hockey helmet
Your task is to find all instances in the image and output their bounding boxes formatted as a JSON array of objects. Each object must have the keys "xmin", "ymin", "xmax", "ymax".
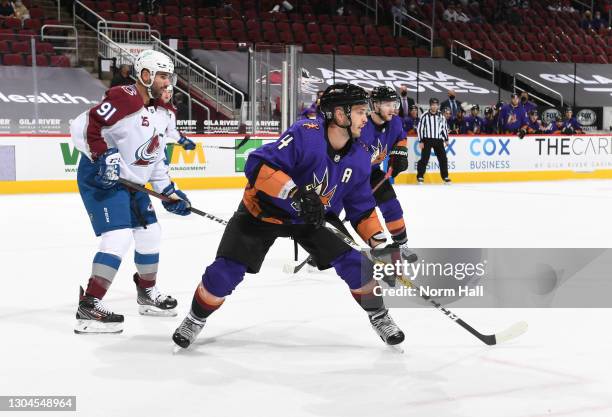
[
  {"xmin": 471, "ymin": 104, "xmax": 480, "ymax": 111},
  {"xmin": 484, "ymin": 106, "xmax": 493, "ymax": 115},
  {"xmin": 563, "ymin": 105, "xmax": 573, "ymax": 114},
  {"xmin": 409, "ymin": 104, "xmax": 418, "ymax": 112},
  {"xmin": 370, "ymin": 86, "xmax": 399, "ymax": 103},
  {"xmin": 319, "ymin": 83, "xmax": 369, "ymax": 121}
]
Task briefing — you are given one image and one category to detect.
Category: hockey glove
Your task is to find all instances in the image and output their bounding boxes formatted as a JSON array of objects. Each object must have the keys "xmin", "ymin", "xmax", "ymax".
[
  {"xmin": 562, "ymin": 127, "xmax": 575, "ymax": 135},
  {"xmin": 178, "ymin": 135, "xmax": 196, "ymax": 150},
  {"xmin": 388, "ymin": 144, "xmax": 408, "ymax": 177},
  {"xmin": 161, "ymin": 182, "xmax": 191, "ymax": 216},
  {"xmin": 290, "ymin": 186, "xmax": 325, "ymax": 228},
  {"xmin": 94, "ymin": 148, "xmax": 121, "ymax": 189},
  {"xmin": 517, "ymin": 128, "xmax": 527, "ymax": 139}
]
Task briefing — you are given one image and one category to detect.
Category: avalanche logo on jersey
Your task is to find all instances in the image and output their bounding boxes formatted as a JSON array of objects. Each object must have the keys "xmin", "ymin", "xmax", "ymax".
[
  {"xmin": 132, "ymin": 129, "xmax": 161, "ymax": 166},
  {"xmin": 370, "ymin": 138, "xmax": 388, "ymax": 165},
  {"xmin": 307, "ymin": 168, "xmax": 337, "ymax": 208}
]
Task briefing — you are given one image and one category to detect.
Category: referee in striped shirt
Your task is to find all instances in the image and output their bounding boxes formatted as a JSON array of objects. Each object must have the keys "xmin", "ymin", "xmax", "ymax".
[{"xmin": 416, "ymin": 97, "xmax": 451, "ymax": 184}]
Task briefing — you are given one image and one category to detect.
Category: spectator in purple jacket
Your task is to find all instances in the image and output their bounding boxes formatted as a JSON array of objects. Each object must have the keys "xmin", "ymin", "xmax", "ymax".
[{"xmin": 500, "ymin": 93, "xmax": 527, "ymax": 133}]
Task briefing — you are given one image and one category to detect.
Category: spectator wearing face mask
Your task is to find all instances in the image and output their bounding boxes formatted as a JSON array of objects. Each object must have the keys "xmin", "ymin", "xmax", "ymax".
[
  {"xmin": 12, "ymin": 0, "xmax": 29, "ymax": 21},
  {"xmin": 441, "ymin": 89, "xmax": 462, "ymax": 119},
  {"xmin": 520, "ymin": 91, "xmax": 537, "ymax": 118},
  {"xmin": 397, "ymin": 84, "xmax": 415, "ymax": 119}
]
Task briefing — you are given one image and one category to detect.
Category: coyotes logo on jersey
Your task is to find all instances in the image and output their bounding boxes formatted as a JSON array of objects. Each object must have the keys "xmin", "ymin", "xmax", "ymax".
[
  {"xmin": 132, "ymin": 129, "xmax": 161, "ymax": 166},
  {"xmin": 370, "ymin": 138, "xmax": 388, "ymax": 165},
  {"xmin": 303, "ymin": 122, "xmax": 320, "ymax": 130},
  {"xmin": 309, "ymin": 168, "xmax": 337, "ymax": 208}
]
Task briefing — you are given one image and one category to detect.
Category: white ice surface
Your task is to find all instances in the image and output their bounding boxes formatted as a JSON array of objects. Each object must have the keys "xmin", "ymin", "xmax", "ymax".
[{"xmin": 1, "ymin": 180, "xmax": 612, "ymax": 417}]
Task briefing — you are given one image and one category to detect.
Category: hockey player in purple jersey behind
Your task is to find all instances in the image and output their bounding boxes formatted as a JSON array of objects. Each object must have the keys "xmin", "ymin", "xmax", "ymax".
[
  {"xmin": 464, "ymin": 105, "xmax": 484, "ymax": 134},
  {"xmin": 560, "ymin": 106, "xmax": 583, "ymax": 134},
  {"xmin": 172, "ymin": 84, "xmax": 406, "ymax": 349},
  {"xmin": 360, "ymin": 86, "xmax": 417, "ymax": 265},
  {"xmin": 500, "ymin": 93, "xmax": 528, "ymax": 134}
]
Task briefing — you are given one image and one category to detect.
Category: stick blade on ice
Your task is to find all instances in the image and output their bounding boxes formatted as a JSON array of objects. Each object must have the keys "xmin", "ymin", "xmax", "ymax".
[{"xmin": 494, "ymin": 321, "xmax": 529, "ymax": 344}]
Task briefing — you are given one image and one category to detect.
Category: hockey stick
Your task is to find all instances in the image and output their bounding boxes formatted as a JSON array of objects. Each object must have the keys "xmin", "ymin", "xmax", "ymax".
[
  {"xmin": 203, "ymin": 134, "xmax": 251, "ymax": 150},
  {"xmin": 284, "ymin": 168, "xmax": 393, "ymax": 274},
  {"xmin": 117, "ymin": 178, "xmax": 228, "ymax": 226},
  {"xmin": 323, "ymin": 221, "xmax": 528, "ymax": 346},
  {"xmin": 175, "ymin": 133, "xmax": 252, "ymax": 150}
]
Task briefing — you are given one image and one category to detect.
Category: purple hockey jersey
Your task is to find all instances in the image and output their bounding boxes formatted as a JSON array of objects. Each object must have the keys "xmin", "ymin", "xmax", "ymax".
[
  {"xmin": 360, "ymin": 115, "xmax": 407, "ymax": 166},
  {"xmin": 242, "ymin": 118, "xmax": 381, "ymax": 239}
]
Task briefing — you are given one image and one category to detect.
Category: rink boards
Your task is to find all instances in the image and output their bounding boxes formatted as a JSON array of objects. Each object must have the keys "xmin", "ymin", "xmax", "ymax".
[{"xmin": 1, "ymin": 134, "xmax": 612, "ymax": 194}]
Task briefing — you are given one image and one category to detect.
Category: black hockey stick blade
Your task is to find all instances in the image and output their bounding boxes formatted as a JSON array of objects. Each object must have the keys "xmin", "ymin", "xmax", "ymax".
[
  {"xmin": 215, "ymin": 134, "xmax": 251, "ymax": 150},
  {"xmin": 323, "ymin": 222, "xmax": 528, "ymax": 346}
]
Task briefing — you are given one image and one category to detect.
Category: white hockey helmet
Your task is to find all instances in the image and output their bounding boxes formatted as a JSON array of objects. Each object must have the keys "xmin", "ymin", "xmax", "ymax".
[{"xmin": 134, "ymin": 50, "xmax": 176, "ymax": 94}]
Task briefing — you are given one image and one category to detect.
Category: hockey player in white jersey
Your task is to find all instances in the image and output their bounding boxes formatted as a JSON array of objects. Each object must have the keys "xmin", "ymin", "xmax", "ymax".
[
  {"xmin": 160, "ymin": 85, "xmax": 196, "ymax": 151},
  {"xmin": 70, "ymin": 50, "xmax": 191, "ymax": 334}
]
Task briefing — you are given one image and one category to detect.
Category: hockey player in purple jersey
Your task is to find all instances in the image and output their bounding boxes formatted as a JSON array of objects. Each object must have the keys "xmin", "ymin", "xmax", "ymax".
[
  {"xmin": 481, "ymin": 107, "xmax": 498, "ymax": 134},
  {"xmin": 464, "ymin": 105, "xmax": 484, "ymax": 134},
  {"xmin": 402, "ymin": 104, "xmax": 420, "ymax": 135},
  {"xmin": 449, "ymin": 107, "xmax": 468, "ymax": 134},
  {"xmin": 560, "ymin": 106, "xmax": 583, "ymax": 134},
  {"xmin": 360, "ymin": 86, "xmax": 416, "ymax": 265},
  {"xmin": 172, "ymin": 84, "xmax": 406, "ymax": 349},
  {"xmin": 500, "ymin": 94, "xmax": 528, "ymax": 133},
  {"xmin": 526, "ymin": 110, "xmax": 546, "ymax": 134}
]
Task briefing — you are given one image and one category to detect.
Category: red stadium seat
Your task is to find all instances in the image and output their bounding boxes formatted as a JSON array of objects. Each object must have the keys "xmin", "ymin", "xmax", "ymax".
[
  {"xmin": 29, "ymin": 8, "xmax": 44, "ymax": 19},
  {"xmin": 3, "ymin": 53, "xmax": 24, "ymax": 66},
  {"xmin": 321, "ymin": 44, "xmax": 335, "ymax": 54},
  {"xmin": 219, "ymin": 41, "xmax": 238, "ymax": 51},
  {"xmin": 353, "ymin": 45, "xmax": 368, "ymax": 55},
  {"xmin": 23, "ymin": 19, "xmax": 41, "ymax": 31},
  {"xmin": 0, "ymin": 40, "xmax": 9, "ymax": 53},
  {"xmin": 338, "ymin": 44, "xmax": 353, "ymax": 55},
  {"xmin": 414, "ymin": 47, "xmax": 428, "ymax": 57},
  {"xmin": 202, "ymin": 40, "xmax": 220, "ymax": 50},
  {"xmin": 215, "ymin": 28, "xmax": 230, "ymax": 40},
  {"xmin": 368, "ymin": 46, "xmax": 383, "ymax": 56},
  {"xmin": 187, "ymin": 39, "xmax": 202, "ymax": 49},
  {"xmin": 26, "ymin": 54, "xmax": 49, "ymax": 66},
  {"xmin": 4, "ymin": 18, "xmax": 21, "ymax": 30},
  {"xmin": 384, "ymin": 46, "xmax": 399, "ymax": 57},
  {"xmin": 36, "ymin": 42, "xmax": 55, "ymax": 54},
  {"xmin": 519, "ymin": 52, "xmax": 533, "ymax": 61},
  {"xmin": 51, "ymin": 55, "xmax": 70, "ymax": 67},
  {"xmin": 399, "ymin": 47, "xmax": 414, "ymax": 57},
  {"xmin": 303, "ymin": 43, "xmax": 321, "ymax": 54},
  {"xmin": 11, "ymin": 41, "xmax": 29, "ymax": 54},
  {"xmin": 183, "ymin": 16, "xmax": 197, "ymax": 28},
  {"xmin": 293, "ymin": 32, "xmax": 309, "ymax": 44},
  {"xmin": 277, "ymin": 21, "xmax": 290, "ymax": 32}
]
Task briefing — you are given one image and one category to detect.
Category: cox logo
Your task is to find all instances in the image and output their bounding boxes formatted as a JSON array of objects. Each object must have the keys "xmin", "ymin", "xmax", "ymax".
[
  {"xmin": 470, "ymin": 138, "xmax": 510, "ymax": 156},
  {"xmin": 413, "ymin": 139, "xmax": 457, "ymax": 156}
]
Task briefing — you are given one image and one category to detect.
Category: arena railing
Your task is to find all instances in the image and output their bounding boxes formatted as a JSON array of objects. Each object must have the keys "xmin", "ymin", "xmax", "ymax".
[
  {"xmin": 513, "ymin": 73, "xmax": 564, "ymax": 108},
  {"xmin": 393, "ymin": 11, "xmax": 433, "ymax": 56},
  {"xmin": 72, "ymin": 0, "xmax": 244, "ymax": 120},
  {"xmin": 96, "ymin": 31, "xmax": 210, "ymax": 121},
  {"xmin": 41, "ymin": 25, "xmax": 79, "ymax": 63},
  {"xmin": 353, "ymin": 0, "xmax": 379, "ymax": 24},
  {"xmin": 450, "ymin": 40, "xmax": 495, "ymax": 83}
]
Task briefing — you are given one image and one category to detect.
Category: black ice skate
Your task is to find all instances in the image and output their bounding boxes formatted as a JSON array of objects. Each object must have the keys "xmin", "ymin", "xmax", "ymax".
[
  {"xmin": 172, "ymin": 314, "xmax": 206, "ymax": 349},
  {"xmin": 133, "ymin": 274, "xmax": 178, "ymax": 317},
  {"xmin": 74, "ymin": 286, "xmax": 124, "ymax": 334},
  {"xmin": 369, "ymin": 308, "xmax": 405, "ymax": 346}
]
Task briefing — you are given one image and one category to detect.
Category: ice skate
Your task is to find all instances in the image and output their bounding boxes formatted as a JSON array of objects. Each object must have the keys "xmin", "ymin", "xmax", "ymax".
[
  {"xmin": 172, "ymin": 314, "xmax": 206, "ymax": 349},
  {"xmin": 369, "ymin": 308, "xmax": 405, "ymax": 346},
  {"xmin": 134, "ymin": 274, "xmax": 178, "ymax": 317},
  {"xmin": 74, "ymin": 286, "xmax": 124, "ymax": 334}
]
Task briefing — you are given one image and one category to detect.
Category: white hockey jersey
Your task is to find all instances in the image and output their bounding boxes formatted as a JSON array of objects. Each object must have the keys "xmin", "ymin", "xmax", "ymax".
[{"xmin": 70, "ymin": 85, "xmax": 176, "ymax": 193}]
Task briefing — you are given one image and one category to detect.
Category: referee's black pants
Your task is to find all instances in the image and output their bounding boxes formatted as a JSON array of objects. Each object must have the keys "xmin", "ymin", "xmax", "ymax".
[{"xmin": 416, "ymin": 138, "xmax": 449, "ymax": 179}]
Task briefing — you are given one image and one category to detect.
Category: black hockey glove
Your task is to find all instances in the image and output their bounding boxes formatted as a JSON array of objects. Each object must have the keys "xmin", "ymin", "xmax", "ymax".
[
  {"xmin": 388, "ymin": 144, "xmax": 408, "ymax": 177},
  {"xmin": 290, "ymin": 186, "xmax": 325, "ymax": 228},
  {"xmin": 562, "ymin": 126, "xmax": 575, "ymax": 135},
  {"xmin": 517, "ymin": 128, "xmax": 527, "ymax": 139}
]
